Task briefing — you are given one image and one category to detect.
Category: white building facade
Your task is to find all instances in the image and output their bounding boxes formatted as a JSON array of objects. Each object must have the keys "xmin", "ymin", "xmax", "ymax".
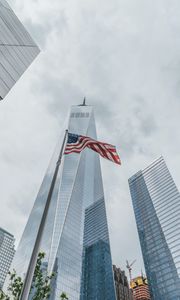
[{"xmin": 0, "ymin": 227, "xmax": 15, "ymax": 288}]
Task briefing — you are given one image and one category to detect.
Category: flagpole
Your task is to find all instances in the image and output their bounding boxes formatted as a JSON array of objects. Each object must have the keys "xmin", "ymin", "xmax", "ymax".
[{"xmin": 20, "ymin": 129, "xmax": 68, "ymax": 300}]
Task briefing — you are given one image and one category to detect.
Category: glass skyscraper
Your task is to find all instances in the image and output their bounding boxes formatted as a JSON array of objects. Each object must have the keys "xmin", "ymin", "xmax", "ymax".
[
  {"xmin": 0, "ymin": 0, "xmax": 40, "ymax": 100},
  {"xmin": 7, "ymin": 104, "xmax": 116, "ymax": 300},
  {"xmin": 80, "ymin": 198, "xmax": 116, "ymax": 300},
  {"xmin": 129, "ymin": 156, "xmax": 180, "ymax": 300},
  {"xmin": 0, "ymin": 227, "xmax": 15, "ymax": 288}
]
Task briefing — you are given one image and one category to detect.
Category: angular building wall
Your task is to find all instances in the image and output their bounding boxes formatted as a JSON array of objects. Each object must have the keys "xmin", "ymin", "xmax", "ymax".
[
  {"xmin": 7, "ymin": 105, "xmax": 116, "ymax": 300},
  {"xmin": 129, "ymin": 157, "xmax": 180, "ymax": 300},
  {"xmin": 0, "ymin": 0, "xmax": 40, "ymax": 100}
]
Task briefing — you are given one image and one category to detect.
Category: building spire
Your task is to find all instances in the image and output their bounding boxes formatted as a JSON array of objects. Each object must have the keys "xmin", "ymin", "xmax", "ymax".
[
  {"xmin": 79, "ymin": 97, "xmax": 87, "ymax": 106},
  {"xmin": 83, "ymin": 97, "xmax": 86, "ymax": 106}
]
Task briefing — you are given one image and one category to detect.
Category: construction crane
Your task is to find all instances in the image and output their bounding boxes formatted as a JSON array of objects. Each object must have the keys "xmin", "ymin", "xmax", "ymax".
[{"xmin": 126, "ymin": 259, "xmax": 136, "ymax": 282}]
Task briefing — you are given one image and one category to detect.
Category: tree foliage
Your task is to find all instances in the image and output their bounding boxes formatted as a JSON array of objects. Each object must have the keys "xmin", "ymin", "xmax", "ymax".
[
  {"xmin": 0, "ymin": 269, "xmax": 23, "ymax": 300},
  {"xmin": 0, "ymin": 252, "xmax": 66, "ymax": 300},
  {"xmin": 30, "ymin": 252, "xmax": 55, "ymax": 300},
  {"xmin": 60, "ymin": 292, "xmax": 68, "ymax": 300}
]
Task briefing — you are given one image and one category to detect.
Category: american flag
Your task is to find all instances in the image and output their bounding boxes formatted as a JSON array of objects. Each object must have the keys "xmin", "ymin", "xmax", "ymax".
[{"xmin": 64, "ymin": 132, "xmax": 121, "ymax": 165}]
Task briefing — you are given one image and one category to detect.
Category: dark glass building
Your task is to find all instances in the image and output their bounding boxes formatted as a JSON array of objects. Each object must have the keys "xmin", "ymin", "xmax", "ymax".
[
  {"xmin": 129, "ymin": 157, "xmax": 180, "ymax": 300},
  {"xmin": 80, "ymin": 199, "xmax": 116, "ymax": 300},
  {"xmin": 113, "ymin": 265, "xmax": 133, "ymax": 300},
  {"xmin": 7, "ymin": 104, "xmax": 116, "ymax": 300},
  {"xmin": 0, "ymin": 0, "xmax": 40, "ymax": 100}
]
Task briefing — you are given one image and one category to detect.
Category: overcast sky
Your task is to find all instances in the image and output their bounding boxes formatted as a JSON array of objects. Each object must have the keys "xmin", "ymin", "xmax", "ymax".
[{"xmin": 1, "ymin": 0, "xmax": 180, "ymax": 279}]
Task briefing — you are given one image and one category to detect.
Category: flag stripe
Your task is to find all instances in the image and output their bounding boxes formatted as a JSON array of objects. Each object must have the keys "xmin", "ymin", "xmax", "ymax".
[{"xmin": 64, "ymin": 133, "xmax": 121, "ymax": 165}]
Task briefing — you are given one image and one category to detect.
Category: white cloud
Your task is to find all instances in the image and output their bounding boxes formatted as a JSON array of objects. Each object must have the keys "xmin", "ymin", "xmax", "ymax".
[{"xmin": 0, "ymin": 0, "xmax": 180, "ymax": 278}]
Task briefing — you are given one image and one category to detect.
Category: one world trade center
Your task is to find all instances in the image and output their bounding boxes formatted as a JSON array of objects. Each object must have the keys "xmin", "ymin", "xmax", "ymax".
[{"xmin": 8, "ymin": 103, "xmax": 117, "ymax": 300}]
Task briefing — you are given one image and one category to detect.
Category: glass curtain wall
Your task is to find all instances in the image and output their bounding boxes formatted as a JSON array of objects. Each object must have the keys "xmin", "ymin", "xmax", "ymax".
[
  {"xmin": 0, "ymin": 0, "xmax": 40, "ymax": 99},
  {"xmin": 7, "ymin": 105, "xmax": 116, "ymax": 300},
  {"xmin": 129, "ymin": 157, "xmax": 180, "ymax": 300}
]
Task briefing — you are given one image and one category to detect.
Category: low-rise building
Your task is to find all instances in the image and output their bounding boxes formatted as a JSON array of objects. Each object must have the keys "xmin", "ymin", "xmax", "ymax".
[{"xmin": 130, "ymin": 276, "xmax": 151, "ymax": 300}]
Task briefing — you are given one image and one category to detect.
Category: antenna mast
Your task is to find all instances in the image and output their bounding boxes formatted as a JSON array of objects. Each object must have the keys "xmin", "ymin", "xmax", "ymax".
[{"xmin": 78, "ymin": 97, "xmax": 87, "ymax": 106}]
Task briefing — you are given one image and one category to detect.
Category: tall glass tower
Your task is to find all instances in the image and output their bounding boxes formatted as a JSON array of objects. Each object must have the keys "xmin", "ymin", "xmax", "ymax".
[
  {"xmin": 129, "ymin": 156, "xmax": 180, "ymax": 300},
  {"xmin": 8, "ymin": 104, "xmax": 116, "ymax": 300}
]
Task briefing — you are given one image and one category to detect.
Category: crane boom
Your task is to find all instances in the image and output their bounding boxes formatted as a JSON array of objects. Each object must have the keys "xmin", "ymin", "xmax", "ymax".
[{"xmin": 126, "ymin": 259, "xmax": 136, "ymax": 282}]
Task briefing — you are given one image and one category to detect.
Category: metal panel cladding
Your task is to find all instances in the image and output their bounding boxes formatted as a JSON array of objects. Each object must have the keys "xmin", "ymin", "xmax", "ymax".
[{"xmin": 0, "ymin": 0, "xmax": 40, "ymax": 100}]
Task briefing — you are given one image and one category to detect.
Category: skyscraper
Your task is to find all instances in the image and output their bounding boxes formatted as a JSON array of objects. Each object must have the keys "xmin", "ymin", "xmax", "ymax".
[
  {"xmin": 7, "ymin": 104, "xmax": 116, "ymax": 300},
  {"xmin": 129, "ymin": 156, "xmax": 180, "ymax": 300},
  {"xmin": 113, "ymin": 265, "xmax": 134, "ymax": 300},
  {"xmin": 0, "ymin": 227, "xmax": 15, "ymax": 289},
  {"xmin": 0, "ymin": 0, "xmax": 40, "ymax": 100},
  {"xmin": 80, "ymin": 199, "xmax": 116, "ymax": 300}
]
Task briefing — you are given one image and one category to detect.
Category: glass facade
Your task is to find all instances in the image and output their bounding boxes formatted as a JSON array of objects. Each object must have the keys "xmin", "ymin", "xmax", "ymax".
[
  {"xmin": 0, "ymin": 227, "xmax": 15, "ymax": 288},
  {"xmin": 80, "ymin": 199, "xmax": 116, "ymax": 300},
  {"xmin": 129, "ymin": 156, "xmax": 180, "ymax": 300},
  {"xmin": 0, "ymin": 0, "xmax": 40, "ymax": 100},
  {"xmin": 7, "ymin": 105, "xmax": 116, "ymax": 300}
]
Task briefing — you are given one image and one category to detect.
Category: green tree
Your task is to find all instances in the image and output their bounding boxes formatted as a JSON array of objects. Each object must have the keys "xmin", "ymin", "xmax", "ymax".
[
  {"xmin": 60, "ymin": 293, "xmax": 68, "ymax": 300},
  {"xmin": 30, "ymin": 252, "xmax": 55, "ymax": 300},
  {"xmin": 0, "ymin": 289, "xmax": 8, "ymax": 300},
  {"xmin": 0, "ymin": 269, "xmax": 23, "ymax": 300},
  {"xmin": 0, "ymin": 252, "xmax": 63, "ymax": 300}
]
